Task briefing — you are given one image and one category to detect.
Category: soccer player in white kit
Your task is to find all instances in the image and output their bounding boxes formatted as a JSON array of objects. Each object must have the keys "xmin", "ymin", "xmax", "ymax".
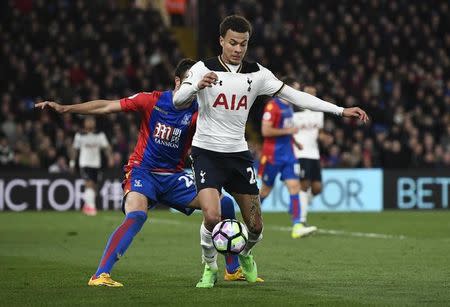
[
  {"xmin": 173, "ymin": 15, "xmax": 369, "ymax": 288},
  {"xmin": 293, "ymin": 85, "xmax": 324, "ymax": 237},
  {"xmin": 73, "ymin": 117, "xmax": 110, "ymax": 216}
]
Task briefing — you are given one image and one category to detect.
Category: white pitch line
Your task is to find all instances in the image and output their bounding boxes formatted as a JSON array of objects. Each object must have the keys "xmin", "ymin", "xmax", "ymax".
[
  {"xmin": 148, "ymin": 218, "xmax": 407, "ymax": 240},
  {"xmin": 267, "ymin": 225, "xmax": 407, "ymax": 240}
]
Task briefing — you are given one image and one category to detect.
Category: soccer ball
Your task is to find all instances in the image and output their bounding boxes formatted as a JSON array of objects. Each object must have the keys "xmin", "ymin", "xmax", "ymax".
[{"xmin": 212, "ymin": 219, "xmax": 248, "ymax": 254}]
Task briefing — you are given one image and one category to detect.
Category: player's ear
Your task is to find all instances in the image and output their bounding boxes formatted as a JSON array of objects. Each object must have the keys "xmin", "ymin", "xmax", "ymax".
[
  {"xmin": 174, "ymin": 76, "xmax": 181, "ymax": 89},
  {"xmin": 219, "ymin": 36, "xmax": 224, "ymax": 48}
]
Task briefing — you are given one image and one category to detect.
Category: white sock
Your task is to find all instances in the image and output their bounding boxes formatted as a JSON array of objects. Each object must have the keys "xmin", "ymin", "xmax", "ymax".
[
  {"xmin": 241, "ymin": 230, "xmax": 263, "ymax": 256},
  {"xmin": 200, "ymin": 222, "xmax": 218, "ymax": 270},
  {"xmin": 300, "ymin": 190, "xmax": 309, "ymax": 223},
  {"xmin": 307, "ymin": 188, "xmax": 314, "ymax": 203},
  {"xmin": 83, "ymin": 188, "xmax": 96, "ymax": 208}
]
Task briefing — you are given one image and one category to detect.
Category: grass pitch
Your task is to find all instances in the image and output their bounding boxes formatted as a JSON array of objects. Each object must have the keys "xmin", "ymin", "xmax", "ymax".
[{"xmin": 1, "ymin": 210, "xmax": 449, "ymax": 306}]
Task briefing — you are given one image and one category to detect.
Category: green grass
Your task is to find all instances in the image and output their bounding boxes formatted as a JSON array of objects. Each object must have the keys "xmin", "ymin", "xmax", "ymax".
[{"xmin": 1, "ymin": 211, "xmax": 450, "ymax": 306}]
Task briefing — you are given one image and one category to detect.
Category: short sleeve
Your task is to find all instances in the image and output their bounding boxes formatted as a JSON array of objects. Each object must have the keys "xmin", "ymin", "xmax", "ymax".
[
  {"xmin": 318, "ymin": 112, "xmax": 324, "ymax": 129},
  {"xmin": 257, "ymin": 64, "xmax": 285, "ymax": 97},
  {"xmin": 73, "ymin": 133, "xmax": 80, "ymax": 149},
  {"xmin": 120, "ymin": 92, "xmax": 157, "ymax": 112},
  {"xmin": 99, "ymin": 132, "xmax": 109, "ymax": 148},
  {"xmin": 262, "ymin": 100, "xmax": 280, "ymax": 125},
  {"xmin": 181, "ymin": 61, "xmax": 208, "ymax": 87}
]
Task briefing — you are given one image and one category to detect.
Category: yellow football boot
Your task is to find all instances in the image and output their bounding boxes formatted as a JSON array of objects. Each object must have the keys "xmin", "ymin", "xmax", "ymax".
[
  {"xmin": 224, "ymin": 267, "xmax": 264, "ymax": 282},
  {"xmin": 88, "ymin": 273, "xmax": 123, "ymax": 287}
]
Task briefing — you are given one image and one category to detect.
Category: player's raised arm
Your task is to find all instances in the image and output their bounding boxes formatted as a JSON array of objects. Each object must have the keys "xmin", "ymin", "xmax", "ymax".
[
  {"xmin": 173, "ymin": 61, "xmax": 216, "ymax": 109},
  {"xmin": 277, "ymin": 86, "xmax": 369, "ymax": 122},
  {"xmin": 35, "ymin": 100, "xmax": 121, "ymax": 114}
]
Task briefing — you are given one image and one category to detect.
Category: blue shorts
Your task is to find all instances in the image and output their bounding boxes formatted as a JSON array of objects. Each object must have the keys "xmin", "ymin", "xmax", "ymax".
[
  {"xmin": 122, "ymin": 167, "xmax": 196, "ymax": 215},
  {"xmin": 258, "ymin": 160, "xmax": 300, "ymax": 186}
]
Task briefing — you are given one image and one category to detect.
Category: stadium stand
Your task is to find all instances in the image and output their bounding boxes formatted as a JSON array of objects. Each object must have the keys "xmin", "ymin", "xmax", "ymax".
[{"xmin": 1, "ymin": 0, "xmax": 449, "ymax": 170}]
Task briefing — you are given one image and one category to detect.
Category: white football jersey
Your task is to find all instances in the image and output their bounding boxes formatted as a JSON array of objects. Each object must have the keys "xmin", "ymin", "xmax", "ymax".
[
  {"xmin": 293, "ymin": 110, "xmax": 324, "ymax": 159},
  {"xmin": 73, "ymin": 132, "xmax": 109, "ymax": 168},
  {"xmin": 183, "ymin": 56, "xmax": 284, "ymax": 152}
]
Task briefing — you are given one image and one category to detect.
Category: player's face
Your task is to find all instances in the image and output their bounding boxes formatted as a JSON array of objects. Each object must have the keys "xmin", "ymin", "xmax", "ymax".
[
  {"xmin": 84, "ymin": 118, "xmax": 96, "ymax": 131},
  {"xmin": 220, "ymin": 30, "xmax": 249, "ymax": 65}
]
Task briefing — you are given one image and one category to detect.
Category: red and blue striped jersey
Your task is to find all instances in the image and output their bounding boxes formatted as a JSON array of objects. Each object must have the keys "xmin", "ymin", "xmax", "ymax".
[
  {"xmin": 120, "ymin": 90, "xmax": 198, "ymax": 173},
  {"xmin": 260, "ymin": 98, "xmax": 296, "ymax": 164}
]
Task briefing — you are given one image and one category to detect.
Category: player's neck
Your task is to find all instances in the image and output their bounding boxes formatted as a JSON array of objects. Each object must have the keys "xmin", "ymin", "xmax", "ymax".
[{"xmin": 220, "ymin": 54, "xmax": 241, "ymax": 66}]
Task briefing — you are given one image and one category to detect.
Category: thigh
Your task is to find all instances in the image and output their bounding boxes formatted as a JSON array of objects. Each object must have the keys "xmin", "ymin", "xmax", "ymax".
[
  {"xmin": 280, "ymin": 160, "xmax": 300, "ymax": 182},
  {"xmin": 258, "ymin": 161, "xmax": 279, "ymax": 187},
  {"xmin": 80, "ymin": 167, "xmax": 101, "ymax": 183},
  {"xmin": 231, "ymin": 193, "xmax": 263, "ymax": 233},
  {"xmin": 190, "ymin": 147, "xmax": 225, "ymax": 193},
  {"xmin": 159, "ymin": 172, "xmax": 197, "ymax": 216},
  {"xmin": 299, "ymin": 158, "xmax": 312, "ymax": 180},
  {"xmin": 122, "ymin": 167, "xmax": 158, "ymax": 206},
  {"xmin": 224, "ymin": 151, "xmax": 259, "ymax": 195},
  {"xmin": 310, "ymin": 159, "xmax": 322, "ymax": 182}
]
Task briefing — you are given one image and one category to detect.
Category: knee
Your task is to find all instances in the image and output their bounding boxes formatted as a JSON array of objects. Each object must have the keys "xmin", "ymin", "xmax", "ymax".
[
  {"xmin": 203, "ymin": 209, "xmax": 221, "ymax": 230},
  {"xmin": 259, "ymin": 185, "xmax": 272, "ymax": 198},
  {"xmin": 247, "ymin": 221, "xmax": 263, "ymax": 235},
  {"xmin": 312, "ymin": 185, "xmax": 322, "ymax": 195}
]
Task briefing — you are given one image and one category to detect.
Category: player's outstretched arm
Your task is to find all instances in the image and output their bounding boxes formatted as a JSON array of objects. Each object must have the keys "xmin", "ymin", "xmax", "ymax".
[
  {"xmin": 261, "ymin": 121, "xmax": 299, "ymax": 137},
  {"xmin": 35, "ymin": 100, "xmax": 122, "ymax": 115},
  {"xmin": 277, "ymin": 86, "xmax": 369, "ymax": 122}
]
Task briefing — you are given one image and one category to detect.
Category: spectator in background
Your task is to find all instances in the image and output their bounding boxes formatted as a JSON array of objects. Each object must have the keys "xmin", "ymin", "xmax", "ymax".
[
  {"xmin": 1, "ymin": 0, "xmax": 449, "ymax": 170},
  {"xmin": 0, "ymin": 134, "xmax": 14, "ymax": 168}
]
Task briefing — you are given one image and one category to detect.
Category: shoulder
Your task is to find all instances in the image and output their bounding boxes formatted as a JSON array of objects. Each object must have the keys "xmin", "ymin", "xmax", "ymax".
[
  {"xmin": 202, "ymin": 57, "xmax": 260, "ymax": 73},
  {"xmin": 240, "ymin": 60, "xmax": 260, "ymax": 73},
  {"xmin": 203, "ymin": 57, "xmax": 225, "ymax": 71},
  {"xmin": 265, "ymin": 99, "xmax": 280, "ymax": 112}
]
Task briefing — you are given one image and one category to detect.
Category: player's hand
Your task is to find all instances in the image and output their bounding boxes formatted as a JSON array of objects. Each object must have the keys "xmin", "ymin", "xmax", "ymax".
[
  {"xmin": 294, "ymin": 141, "xmax": 303, "ymax": 150},
  {"xmin": 35, "ymin": 101, "xmax": 67, "ymax": 113},
  {"xmin": 198, "ymin": 72, "xmax": 219, "ymax": 89},
  {"xmin": 342, "ymin": 107, "xmax": 369, "ymax": 123}
]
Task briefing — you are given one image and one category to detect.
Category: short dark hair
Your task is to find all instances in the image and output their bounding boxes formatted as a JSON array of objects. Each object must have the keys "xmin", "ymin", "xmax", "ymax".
[
  {"xmin": 219, "ymin": 15, "xmax": 252, "ymax": 37},
  {"xmin": 175, "ymin": 58, "xmax": 196, "ymax": 79}
]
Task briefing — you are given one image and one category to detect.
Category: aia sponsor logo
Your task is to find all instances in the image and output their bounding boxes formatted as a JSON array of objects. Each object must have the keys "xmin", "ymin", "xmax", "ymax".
[{"xmin": 212, "ymin": 93, "xmax": 248, "ymax": 110}]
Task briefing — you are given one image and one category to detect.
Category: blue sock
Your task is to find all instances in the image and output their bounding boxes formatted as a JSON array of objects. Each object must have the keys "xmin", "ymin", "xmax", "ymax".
[
  {"xmin": 220, "ymin": 196, "xmax": 240, "ymax": 273},
  {"xmin": 290, "ymin": 194, "xmax": 301, "ymax": 225},
  {"xmin": 94, "ymin": 211, "xmax": 147, "ymax": 277},
  {"xmin": 220, "ymin": 195, "xmax": 235, "ymax": 220}
]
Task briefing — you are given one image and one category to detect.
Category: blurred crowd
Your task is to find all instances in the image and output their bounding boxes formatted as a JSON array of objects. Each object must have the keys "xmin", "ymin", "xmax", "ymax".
[
  {"xmin": 0, "ymin": 0, "xmax": 182, "ymax": 171},
  {"xmin": 1, "ymin": 0, "xmax": 449, "ymax": 171},
  {"xmin": 204, "ymin": 0, "xmax": 450, "ymax": 168}
]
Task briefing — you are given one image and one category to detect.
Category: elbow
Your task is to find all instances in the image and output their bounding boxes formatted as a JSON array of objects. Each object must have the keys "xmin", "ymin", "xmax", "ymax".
[
  {"xmin": 172, "ymin": 93, "xmax": 182, "ymax": 106},
  {"xmin": 261, "ymin": 128, "xmax": 270, "ymax": 137}
]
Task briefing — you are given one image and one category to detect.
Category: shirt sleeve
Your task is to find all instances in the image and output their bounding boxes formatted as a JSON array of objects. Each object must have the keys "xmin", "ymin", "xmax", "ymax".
[
  {"xmin": 173, "ymin": 61, "xmax": 208, "ymax": 108},
  {"xmin": 120, "ymin": 92, "xmax": 155, "ymax": 112},
  {"xmin": 257, "ymin": 64, "xmax": 285, "ymax": 97},
  {"xmin": 262, "ymin": 100, "xmax": 280, "ymax": 126},
  {"xmin": 318, "ymin": 112, "xmax": 324, "ymax": 129},
  {"xmin": 99, "ymin": 132, "xmax": 109, "ymax": 148},
  {"xmin": 277, "ymin": 85, "xmax": 344, "ymax": 116},
  {"xmin": 73, "ymin": 133, "xmax": 80, "ymax": 149}
]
